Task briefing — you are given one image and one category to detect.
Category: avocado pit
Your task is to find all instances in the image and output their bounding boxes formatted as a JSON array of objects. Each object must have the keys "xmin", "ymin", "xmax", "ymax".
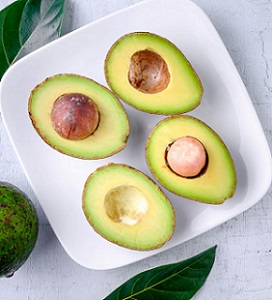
[
  {"xmin": 166, "ymin": 136, "xmax": 207, "ymax": 178},
  {"xmin": 128, "ymin": 49, "xmax": 170, "ymax": 94},
  {"xmin": 104, "ymin": 185, "xmax": 148, "ymax": 226},
  {"xmin": 51, "ymin": 93, "xmax": 100, "ymax": 140}
]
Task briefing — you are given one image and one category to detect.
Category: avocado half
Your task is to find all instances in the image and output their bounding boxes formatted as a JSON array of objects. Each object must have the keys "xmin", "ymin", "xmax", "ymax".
[
  {"xmin": 146, "ymin": 116, "xmax": 237, "ymax": 204},
  {"xmin": 82, "ymin": 163, "xmax": 175, "ymax": 251},
  {"xmin": 104, "ymin": 32, "xmax": 203, "ymax": 114},
  {"xmin": 0, "ymin": 183, "xmax": 39, "ymax": 277},
  {"xmin": 28, "ymin": 74, "xmax": 130, "ymax": 159}
]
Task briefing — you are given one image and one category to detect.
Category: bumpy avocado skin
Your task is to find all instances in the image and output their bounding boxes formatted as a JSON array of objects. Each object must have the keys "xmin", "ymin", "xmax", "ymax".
[{"xmin": 0, "ymin": 183, "xmax": 39, "ymax": 277}]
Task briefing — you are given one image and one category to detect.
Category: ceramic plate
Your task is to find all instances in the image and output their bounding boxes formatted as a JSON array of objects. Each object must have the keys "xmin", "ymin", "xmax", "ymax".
[{"xmin": 1, "ymin": 0, "xmax": 271, "ymax": 270}]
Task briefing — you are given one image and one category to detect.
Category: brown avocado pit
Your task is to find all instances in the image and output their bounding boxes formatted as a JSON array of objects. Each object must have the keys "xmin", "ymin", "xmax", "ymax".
[
  {"xmin": 165, "ymin": 136, "xmax": 207, "ymax": 178},
  {"xmin": 128, "ymin": 49, "xmax": 170, "ymax": 94},
  {"xmin": 51, "ymin": 93, "xmax": 100, "ymax": 140}
]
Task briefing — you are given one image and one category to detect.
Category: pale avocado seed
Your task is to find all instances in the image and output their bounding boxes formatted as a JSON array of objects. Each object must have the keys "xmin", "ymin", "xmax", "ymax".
[
  {"xmin": 104, "ymin": 185, "xmax": 148, "ymax": 226},
  {"xmin": 166, "ymin": 136, "xmax": 207, "ymax": 178},
  {"xmin": 51, "ymin": 93, "xmax": 99, "ymax": 140},
  {"xmin": 128, "ymin": 49, "xmax": 170, "ymax": 94}
]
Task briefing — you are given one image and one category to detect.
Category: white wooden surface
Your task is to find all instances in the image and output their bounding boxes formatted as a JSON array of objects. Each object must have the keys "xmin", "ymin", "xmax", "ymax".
[{"xmin": 0, "ymin": 0, "xmax": 272, "ymax": 299}]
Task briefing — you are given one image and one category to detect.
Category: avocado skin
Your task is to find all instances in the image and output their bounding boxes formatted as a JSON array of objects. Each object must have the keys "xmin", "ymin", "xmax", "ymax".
[{"xmin": 0, "ymin": 183, "xmax": 39, "ymax": 277}]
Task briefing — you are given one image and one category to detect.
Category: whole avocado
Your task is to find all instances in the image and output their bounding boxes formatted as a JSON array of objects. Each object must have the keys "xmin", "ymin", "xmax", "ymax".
[{"xmin": 0, "ymin": 182, "xmax": 39, "ymax": 277}]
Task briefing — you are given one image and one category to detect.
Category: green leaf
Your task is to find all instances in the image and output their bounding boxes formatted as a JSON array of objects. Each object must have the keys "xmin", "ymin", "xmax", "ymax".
[
  {"xmin": 19, "ymin": 0, "xmax": 66, "ymax": 51},
  {"xmin": 0, "ymin": 0, "xmax": 66, "ymax": 80},
  {"xmin": 0, "ymin": 0, "xmax": 27, "ymax": 79},
  {"xmin": 104, "ymin": 246, "xmax": 217, "ymax": 300}
]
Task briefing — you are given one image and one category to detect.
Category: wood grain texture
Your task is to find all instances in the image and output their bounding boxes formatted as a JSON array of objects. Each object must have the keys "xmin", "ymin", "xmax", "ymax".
[{"xmin": 0, "ymin": 0, "xmax": 271, "ymax": 299}]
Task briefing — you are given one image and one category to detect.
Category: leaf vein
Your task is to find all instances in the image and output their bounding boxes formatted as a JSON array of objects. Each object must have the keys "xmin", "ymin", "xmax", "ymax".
[
  {"xmin": 121, "ymin": 251, "xmax": 213, "ymax": 299},
  {"xmin": 15, "ymin": 0, "xmax": 65, "ymax": 64},
  {"xmin": 0, "ymin": 11, "xmax": 11, "ymax": 65}
]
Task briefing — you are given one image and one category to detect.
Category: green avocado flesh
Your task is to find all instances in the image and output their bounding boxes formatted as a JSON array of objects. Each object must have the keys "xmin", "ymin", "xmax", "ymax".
[
  {"xmin": 104, "ymin": 32, "xmax": 203, "ymax": 114},
  {"xmin": 28, "ymin": 74, "xmax": 130, "ymax": 159},
  {"xmin": 146, "ymin": 116, "xmax": 237, "ymax": 204},
  {"xmin": 82, "ymin": 164, "xmax": 175, "ymax": 250},
  {"xmin": 0, "ymin": 183, "xmax": 38, "ymax": 277}
]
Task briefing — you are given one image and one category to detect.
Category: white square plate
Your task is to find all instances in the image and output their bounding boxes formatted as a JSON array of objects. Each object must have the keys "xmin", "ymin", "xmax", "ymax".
[{"xmin": 1, "ymin": 0, "xmax": 271, "ymax": 270}]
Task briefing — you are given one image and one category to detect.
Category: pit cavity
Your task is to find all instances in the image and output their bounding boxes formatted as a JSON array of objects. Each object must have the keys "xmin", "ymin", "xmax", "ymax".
[
  {"xmin": 166, "ymin": 136, "xmax": 207, "ymax": 178},
  {"xmin": 128, "ymin": 49, "xmax": 170, "ymax": 94},
  {"xmin": 104, "ymin": 185, "xmax": 148, "ymax": 226},
  {"xmin": 51, "ymin": 93, "xmax": 99, "ymax": 140}
]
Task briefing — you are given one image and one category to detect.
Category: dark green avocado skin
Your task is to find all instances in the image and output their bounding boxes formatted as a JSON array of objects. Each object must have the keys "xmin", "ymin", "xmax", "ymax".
[{"xmin": 0, "ymin": 182, "xmax": 39, "ymax": 277}]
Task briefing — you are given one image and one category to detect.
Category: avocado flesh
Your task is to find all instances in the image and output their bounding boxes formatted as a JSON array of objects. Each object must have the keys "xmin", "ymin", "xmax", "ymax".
[
  {"xmin": 28, "ymin": 74, "xmax": 130, "ymax": 159},
  {"xmin": 105, "ymin": 32, "xmax": 203, "ymax": 114},
  {"xmin": 82, "ymin": 164, "xmax": 175, "ymax": 251},
  {"xmin": 146, "ymin": 116, "xmax": 237, "ymax": 204},
  {"xmin": 0, "ymin": 183, "xmax": 38, "ymax": 277}
]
